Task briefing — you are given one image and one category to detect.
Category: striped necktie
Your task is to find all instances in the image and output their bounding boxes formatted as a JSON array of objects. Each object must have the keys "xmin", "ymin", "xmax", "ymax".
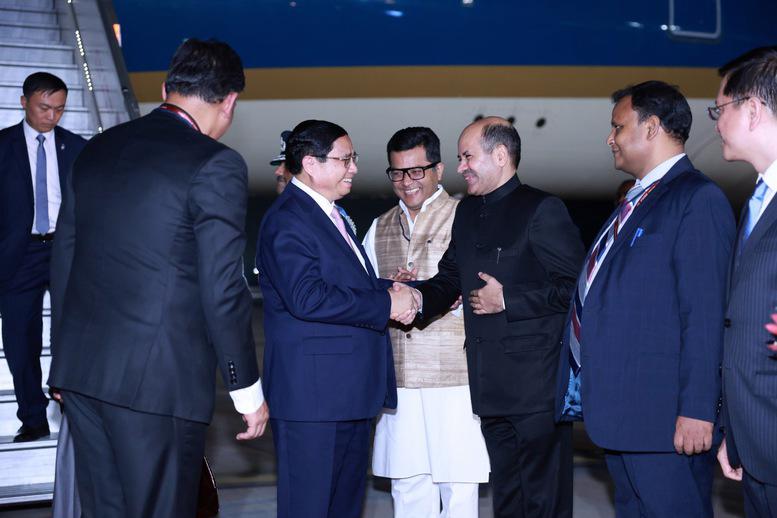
[{"xmin": 568, "ymin": 181, "xmax": 657, "ymax": 374}]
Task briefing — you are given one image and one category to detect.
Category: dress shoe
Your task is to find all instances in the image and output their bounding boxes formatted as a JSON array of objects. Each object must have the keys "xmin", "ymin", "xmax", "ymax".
[{"xmin": 13, "ymin": 423, "xmax": 50, "ymax": 443}]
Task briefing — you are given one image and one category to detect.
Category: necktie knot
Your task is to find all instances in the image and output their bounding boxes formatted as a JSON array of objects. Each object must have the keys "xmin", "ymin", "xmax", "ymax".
[{"xmin": 36, "ymin": 134, "xmax": 45, "ymax": 144}]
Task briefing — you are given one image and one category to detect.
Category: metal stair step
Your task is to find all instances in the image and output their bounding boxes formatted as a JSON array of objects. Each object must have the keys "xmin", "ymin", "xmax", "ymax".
[
  {"xmin": 0, "ymin": 7, "xmax": 56, "ymax": 25},
  {"xmin": 0, "ymin": 433, "xmax": 57, "ymax": 489},
  {"xmin": 0, "ymin": 40, "xmax": 73, "ymax": 64},
  {"xmin": 0, "ymin": 22, "xmax": 61, "ymax": 44},
  {"xmin": 0, "ymin": 81, "xmax": 85, "ymax": 106},
  {"xmin": 0, "ymin": 0, "xmax": 54, "ymax": 11},
  {"xmin": 0, "ymin": 60, "xmax": 80, "ymax": 85},
  {"xmin": 0, "ymin": 482, "xmax": 53, "ymax": 505}
]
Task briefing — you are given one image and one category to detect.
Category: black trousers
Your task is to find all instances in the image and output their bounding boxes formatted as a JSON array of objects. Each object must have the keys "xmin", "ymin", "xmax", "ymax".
[
  {"xmin": 480, "ymin": 412, "xmax": 573, "ymax": 518},
  {"xmin": 63, "ymin": 390, "xmax": 207, "ymax": 518},
  {"xmin": 0, "ymin": 240, "xmax": 51, "ymax": 428}
]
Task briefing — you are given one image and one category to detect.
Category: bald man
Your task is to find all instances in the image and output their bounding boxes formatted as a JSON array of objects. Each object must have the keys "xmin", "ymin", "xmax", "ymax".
[{"xmin": 414, "ymin": 117, "xmax": 584, "ymax": 518}]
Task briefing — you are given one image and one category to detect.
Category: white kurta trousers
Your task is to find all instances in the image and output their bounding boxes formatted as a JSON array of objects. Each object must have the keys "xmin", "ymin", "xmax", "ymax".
[{"xmin": 372, "ymin": 385, "xmax": 490, "ymax": 517}]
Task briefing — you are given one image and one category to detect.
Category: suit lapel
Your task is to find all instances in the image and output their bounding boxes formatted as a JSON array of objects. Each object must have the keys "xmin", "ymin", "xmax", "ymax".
[
  {"xmin": 589, "ymin": 157, "xmax": 690, "ymax": 292},
  {"xmin": 287, "ymin": 184, "xmax": 370, "ymax": 278},
  {"xmin": 54, "ymin": 127, "xmax": 69, "ymax": 188},
  {"xmin": 11, "ymin": 123, "xmax": 34, "ymax": 208},
  {"xmin": 732, "ymin": 192, "xmax": 777, "ymax": 282}
]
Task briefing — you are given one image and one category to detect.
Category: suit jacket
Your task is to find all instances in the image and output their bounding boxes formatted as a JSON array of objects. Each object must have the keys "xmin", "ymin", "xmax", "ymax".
[
  {"xmin": 555, "ymin": 156, "xmax": 735, "ymax": 452},
  {"xmin": 0, "ymin": 122, "xmax": 85, "ymax": 290},
  {"xmin": 722, "ymin": 181, "xmax": 777, "ymax": 484},
  {"xmin": 417, "ymin": 176, "xmax": 584, "ymax": 417},
  {"xmin": 48, "ymin": 109, "xmax": 258, "ymax": 424},
  {"xmin": 256, "ymin": 182, "xmax": 397, "ymax": 422}
]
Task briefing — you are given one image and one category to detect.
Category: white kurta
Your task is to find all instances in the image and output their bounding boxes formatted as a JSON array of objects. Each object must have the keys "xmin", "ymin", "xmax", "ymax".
[{"xmin": 371, "ymin": 385, "xmax": 490, "ymax": 482}]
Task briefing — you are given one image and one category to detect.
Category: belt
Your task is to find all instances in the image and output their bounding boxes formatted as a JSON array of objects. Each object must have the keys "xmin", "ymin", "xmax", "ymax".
[{"xmin": 31, "ymin": 233, "xmax": 55, "ymax": 242}]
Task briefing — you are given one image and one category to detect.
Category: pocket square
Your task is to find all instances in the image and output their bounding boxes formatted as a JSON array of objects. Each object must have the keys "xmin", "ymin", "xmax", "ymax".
[{"xmin": 630, "ymin": 227, "xmax": 644, "ymax": 247}]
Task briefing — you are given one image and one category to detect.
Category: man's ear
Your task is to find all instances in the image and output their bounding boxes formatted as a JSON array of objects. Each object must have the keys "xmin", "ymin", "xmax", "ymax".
[
  {"xmin": 748, "ymin": 97, "xmax": 765, "ymax": 131},
  {"xmin": 645, "ymin": 115, "xmax": 661, "ymax": 140},
  {"xmin": 493, "ymin": 144, "xmax": 509, "ymax": 167},
  {"xmin": 220, "ymin": 91, "xmax": 239, "ymax": 118},
  {"xmin": 302, "ymin": 155, "xmax": 318, "ymax": 176},
  {"xmin": 161, "ymin": 83, "xmax": 167, "ymax": 102}
]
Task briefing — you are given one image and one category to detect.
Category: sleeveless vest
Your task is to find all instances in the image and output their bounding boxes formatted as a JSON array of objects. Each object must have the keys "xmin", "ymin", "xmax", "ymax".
[{"xmin": 374, "ymin": 190, "xmax": 468, "ymax": 387}]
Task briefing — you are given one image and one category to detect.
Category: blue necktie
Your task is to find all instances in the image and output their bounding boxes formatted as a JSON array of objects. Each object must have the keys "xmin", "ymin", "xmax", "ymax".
[
  {"xmin": 743, "ymin": 180, "xmax": 768, "ymax": 243},
  {"xmin": 35, "ymin": 134, "xmax": 50, "ymax": 235}
]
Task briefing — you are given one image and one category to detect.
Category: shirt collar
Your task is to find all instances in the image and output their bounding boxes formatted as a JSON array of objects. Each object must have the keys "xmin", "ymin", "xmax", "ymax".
[
  {"xmin": 482, "ymin": 174, "xmax": 520, "ymax": 204},
  {"xmin": 398, "ymin": 184, "xmax": 443, "ymax": 221},
  {"xmin": 291, "ymin": 176, "xmax": 336, "ymax": 215},
  {"xmin": 635, "ymin": 153, "xmax": 685, "ymax": 190},
  {"xmin": 22, "ymin": 119, "xmax": 54, "ymax": 141},
  {"xmin": 758, "ymin": 159, "xmax": 777, "ymax": 192}
]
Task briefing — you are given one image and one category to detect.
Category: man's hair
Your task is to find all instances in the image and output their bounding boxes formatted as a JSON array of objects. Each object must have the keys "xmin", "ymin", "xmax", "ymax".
[
  {"xmin": 611, "ymin": 80, "xmax": 692, "ymax": 143},
  {"xmin": 386, "ymin": 127, "xmax": 441, "ymax": 164},
  {"xmin": 285, "ymin": 120, "xmax": 348, "ymax": 175},
  {"xmin": 164, "ymin": 38, "xmax": 245, "ymax": 103},
  {"xmin": 481, "ymin": 122, "xmax": 521, "ymax": 169},
  {"xmin": 22, "ymin": 72, "xmax": 67, "ymax": 98},
  {"xmin": 719, "ymin": 46, "xmax": 777, "ymax": 114}
]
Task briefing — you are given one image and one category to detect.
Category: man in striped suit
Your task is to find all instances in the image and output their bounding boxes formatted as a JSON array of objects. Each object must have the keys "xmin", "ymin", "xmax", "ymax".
[{"xmin": 714, "ymin": 46, "xmax": 777, "ymax": 517}]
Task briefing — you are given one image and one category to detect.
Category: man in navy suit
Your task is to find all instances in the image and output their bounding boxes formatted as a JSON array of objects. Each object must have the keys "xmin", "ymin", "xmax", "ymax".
[
  {"xmin": 0, "ymin": 72, "xmax": 85, "ymax": 442},
  {"xmin": 556, "ymin": 81, "xmax": 735, "ymax": 517},
  {"xmin": 713, "ymin": 46, "xmax": 777, "ymax": 517},
  {"xmin": 256, "ymin": 119, "xmax": 416, "ymax": 518}
]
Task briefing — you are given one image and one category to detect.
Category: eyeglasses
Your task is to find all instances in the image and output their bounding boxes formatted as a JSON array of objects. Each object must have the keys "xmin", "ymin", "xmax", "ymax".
[
  {"xmin": 313, "ymin": 153, "xmax": 359, "ymax": 168},
  {"xmin": 386, "ymin": 162, "xmax": 440, "ymax": 182},
  {"xmin": 707, "ymin": 97, "xmax": 751, "ymax": 121}
]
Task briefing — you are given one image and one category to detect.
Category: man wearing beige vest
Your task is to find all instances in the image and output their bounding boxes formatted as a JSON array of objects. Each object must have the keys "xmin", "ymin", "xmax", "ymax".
[{"xmin": 363, "ymin": 127, "xmax": 490, "ymax": 517}]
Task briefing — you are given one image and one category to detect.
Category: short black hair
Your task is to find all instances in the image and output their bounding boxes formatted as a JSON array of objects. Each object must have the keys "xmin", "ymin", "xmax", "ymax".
[
  {"xmin": 285, "ymin": 120, "xmax": 348, "ymax": 175},
  {"xmin": 719, "ymin": 46, "xmax": 777, "ymax": 114},
  {"xmin": 611, "ymin": 80, "xmax": 692, "ymax": 143},
  {"xmin": 386, "ymin": 127, "xmax": 441, "ymax": 164},
  {"xmin": 22, "ymin": 72, "xmax": 67, "ymax": 98},
  {"xmin": 164, "ymin": 38, "xmax": 245, "ymax": 103},
  {"xmin": 481, "ymin": 122, "xmax": 521, "ymax": 169}
]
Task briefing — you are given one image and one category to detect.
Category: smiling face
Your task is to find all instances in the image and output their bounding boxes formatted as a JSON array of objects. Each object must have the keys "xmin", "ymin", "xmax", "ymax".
[
  {"xmin": 306, "ymin": 135, "xmax": 357, "ymax": 202},
  {"xmin": 606, "ymin": 96, "xmax": 650, "ymax": 178},
  {"xmin": 456, "ymin": 126, "xmax": 498, "ymax": 195},
  {"xmin": 21, "ymin": 89, "xmax": 67, "ymax": 133},
  {"xmin": 389, "ymin": 145, "xmax": 442, "ymax": 219}
]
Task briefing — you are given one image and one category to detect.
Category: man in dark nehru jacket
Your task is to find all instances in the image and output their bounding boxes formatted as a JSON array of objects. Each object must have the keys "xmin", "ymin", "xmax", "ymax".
[
  {"xmin": 0, "ymin": 72, "xmax": 85, "ymax": 442},
  {"xmin": 48, "ymin": 39, "xmax": 268, "ymax": 518},
  {"xmin": 414, "ymin": 116, "xmax": 584, "ymax": 518}
]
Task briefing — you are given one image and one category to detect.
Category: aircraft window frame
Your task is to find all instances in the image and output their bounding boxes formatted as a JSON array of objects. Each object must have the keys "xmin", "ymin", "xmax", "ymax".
[{"xmin": 667, "ymin": 0, "xmax": 721, "ymax": 40}]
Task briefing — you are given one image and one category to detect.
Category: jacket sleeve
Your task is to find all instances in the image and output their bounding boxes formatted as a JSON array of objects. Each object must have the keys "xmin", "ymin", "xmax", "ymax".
[
  {"xmin": 504, "ymin": 196, "xmax": 585, "ymax": 322},
  {"xmin": 674, "ymin": 182, "xmax": 735, "ymax": 423},
  {"xmin": 257, "ymin": 207, "xmax": 391, "ymax": 331},
  {"xmin": 189, "ymin": 148, "xmax": 259, "ymax": 391}
]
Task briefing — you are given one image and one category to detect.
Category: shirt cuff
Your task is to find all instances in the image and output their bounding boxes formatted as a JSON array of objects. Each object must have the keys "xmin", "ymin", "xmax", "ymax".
[{"xmin": 229, "ymin": 378, "xmax": 264, "ymax": 414}]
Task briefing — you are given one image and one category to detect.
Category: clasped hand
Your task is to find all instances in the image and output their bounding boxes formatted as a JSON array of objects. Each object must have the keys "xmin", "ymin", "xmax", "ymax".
[{"xmin": 389, "ymin": 282, "xmax": 421, "ymax": 325}]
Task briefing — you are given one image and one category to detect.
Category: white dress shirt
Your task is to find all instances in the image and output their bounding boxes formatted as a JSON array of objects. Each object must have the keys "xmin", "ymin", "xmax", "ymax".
[
  {"xmin": 23, "ymin": 120, "xmax": 61, "ymax": 234},
  {"xmin": 291, "ymin": 176, "xmax": 367, "ymax": 271},
  {"xmin": 754, "ymin": 158, "xmax": 777, "ymax": 221}
]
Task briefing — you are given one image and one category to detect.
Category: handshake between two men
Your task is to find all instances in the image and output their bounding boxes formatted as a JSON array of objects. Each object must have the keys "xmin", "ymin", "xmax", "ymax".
[{"xmin": 388, "ymin": 282, "xmax": 422, "ymax": 325}]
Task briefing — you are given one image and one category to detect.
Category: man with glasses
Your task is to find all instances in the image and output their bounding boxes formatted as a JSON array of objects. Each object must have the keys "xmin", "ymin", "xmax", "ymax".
[
  {"xmin": 256, "ymin": 119, "xmax": 417, "ymax": 518},
  {"xmin": 712, "ymin": 46, "xmax": 777, "ymax": 517},
  {"xmin": 555, "ymin": 80, "xmax": 734, "ymax": 518},
  {"xmin": 412, "ymin": 117, "xmax": 584, "ymax": 518},
  {"xmin": 362, "ymin": 127, "xmax": 490, "ymax": 517}
]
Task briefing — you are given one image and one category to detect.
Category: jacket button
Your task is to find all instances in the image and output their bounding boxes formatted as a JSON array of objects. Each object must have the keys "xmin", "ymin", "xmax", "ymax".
[
  {"xmin": 407, "ymin": 261, "xmax": 414, "ymax": 268},
  {"xmin": 475, "ymin": 337, "xmax": 482, "ymax": 343},
  {"xmin": 723, "ymin": 318, "xmax": 731, "ymax": 328},
  {"xmin": 406, "ymin": 333, "xmax": 411, "ymax": 339}
]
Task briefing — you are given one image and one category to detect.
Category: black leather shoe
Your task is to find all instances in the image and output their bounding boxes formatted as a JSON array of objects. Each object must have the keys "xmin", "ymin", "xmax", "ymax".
[{"xmin": 13, "ymin": 424, "xmax": 50, "ymax": 443}]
